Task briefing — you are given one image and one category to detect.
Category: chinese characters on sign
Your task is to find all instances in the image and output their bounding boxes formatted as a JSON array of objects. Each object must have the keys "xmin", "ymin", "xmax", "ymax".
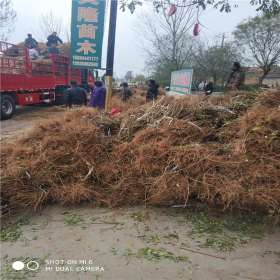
[
  {"xmin": 70, "ymin": 0, "xmax": 105, "ymax": 69},
  {"xmin": 170, "ymin": 69, "xmax": 193, "ymax": 94},
  {"xmin": 25, "ymin": 96, "xmax": 33, "ymax": 102}
]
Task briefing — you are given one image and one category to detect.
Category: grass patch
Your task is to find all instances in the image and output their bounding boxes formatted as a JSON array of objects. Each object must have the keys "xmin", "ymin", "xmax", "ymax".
[
  {"xmin": 179, "ymin": 212, "xmax": 278, "ymax": 251},
  {"xmin": 63, "ymin": 212, "xmax": 84, "ymax": 226},
  {"xmin": 1, "ymin": 253, "xmax": 50, "ymax": 279},
  {"xmin": 1, "ymin": 218, "xmax": 29, "ymax": 242},
  {"xmin": 122, "ymin": 247, "xmax": 188, "ymax": 264}
]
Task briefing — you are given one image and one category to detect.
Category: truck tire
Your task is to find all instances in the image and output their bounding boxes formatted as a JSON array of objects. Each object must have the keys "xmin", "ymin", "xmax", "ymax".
[{"xmin": 1, "ymin": 94, "xmax": 16, "ymax": 120}]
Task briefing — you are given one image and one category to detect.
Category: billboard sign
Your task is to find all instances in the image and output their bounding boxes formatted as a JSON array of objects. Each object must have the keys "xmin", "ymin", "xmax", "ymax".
[
  {"xmin": 70, "ymin": 0, "xmax": 105, "ymax": 69},
  {"xmin": 170, "ymin": 69, "xmax": 193, "ymax": 94}
]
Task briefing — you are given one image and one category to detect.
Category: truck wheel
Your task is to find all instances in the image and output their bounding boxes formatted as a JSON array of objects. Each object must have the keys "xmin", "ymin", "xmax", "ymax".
[{"xmin": 1, "ymin": 94, "xmax": 16, "ymax": 120}]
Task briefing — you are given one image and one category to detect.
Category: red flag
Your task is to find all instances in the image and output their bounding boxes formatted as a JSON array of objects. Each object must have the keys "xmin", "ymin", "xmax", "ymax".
[
  {"xmin": 167, "ymin": 4, "xmax": 177, "ymax": 17},
  {"xmin": 193, "ymin": 23, "xmax": 199, "ymax": 36}
]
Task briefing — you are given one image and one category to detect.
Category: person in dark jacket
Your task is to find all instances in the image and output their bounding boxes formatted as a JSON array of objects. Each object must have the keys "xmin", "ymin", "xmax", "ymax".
[
  {"xmin": 226, "ymin": 62, "xmax": 246, "ymax": 90},
  {"xmin": 46, "ymin": 32, "xmax": 63, "ymax": 47},
  {"xmin": 205, "ymin": 81, "xmax": 214, "ymax": 96},
  {"xmin": 122, "ymin": 82, "xmax": 132, "ymax": 102},
  {"xmin": 48, "ymin": 44, "xmax": 60, "ymax": 55},
  {"xmin": 89, "ymin": 81, "xmax": 106, "ymax": 109},
  {"xmin": 146, "ymin": 79, "xmax": 159, "ymax": 101},
  {"xmin": 65, "ymin": 80, "xmax": 87, "ymax": 107},
  {"xmin": 25, "ymin": 34, "xmax": 38, "ymax": 49}
]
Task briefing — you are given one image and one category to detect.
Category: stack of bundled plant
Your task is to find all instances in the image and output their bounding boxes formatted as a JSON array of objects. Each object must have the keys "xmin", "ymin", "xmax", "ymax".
[{"xmin": 1, "ymin": 89, "xmax": 279, "ymax": 216}]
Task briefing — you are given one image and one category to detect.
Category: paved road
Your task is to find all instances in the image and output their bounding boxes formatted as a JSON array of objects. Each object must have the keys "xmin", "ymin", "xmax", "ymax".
[{"xmin": 1, "ymin": 205, "xmax": 279, "ymax": 280}]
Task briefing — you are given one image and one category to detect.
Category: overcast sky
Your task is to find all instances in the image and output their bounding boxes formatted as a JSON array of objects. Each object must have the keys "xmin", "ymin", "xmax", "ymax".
[{"xmin": 7, "ymin": 0, "xmax": 261, "ymax": 78}]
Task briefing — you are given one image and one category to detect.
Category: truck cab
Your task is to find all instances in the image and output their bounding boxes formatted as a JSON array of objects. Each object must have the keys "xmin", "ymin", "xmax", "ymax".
[{"xmin": 80, "ymin": 68, "xmax": 98, "ymax": 92}]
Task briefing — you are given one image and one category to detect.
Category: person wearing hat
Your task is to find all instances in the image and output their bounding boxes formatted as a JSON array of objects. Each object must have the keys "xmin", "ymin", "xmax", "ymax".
[
  {"xmin": 226, "ymin": 62, "xmax": 245, "ymax": 90},
  {"xmin": 25, "ymin": 34, "xmax": 38, "ymax": 49}
]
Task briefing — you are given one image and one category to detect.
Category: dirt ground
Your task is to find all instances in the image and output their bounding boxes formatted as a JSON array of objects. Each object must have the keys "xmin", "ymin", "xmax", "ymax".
[
  {"xmin": 1, "ymin": 99, "xmax": 280, "ymax": 280},
  {"xmin": 1, "ymin": 104, "xmax": 63, "ymax": 143},
  {"xmin": 1, "ymin": 205, "xmax": 280, "ymax": 280},
  {"xmin": 1, "ymin": 94, "xmax": 93, "ymax": 143}
]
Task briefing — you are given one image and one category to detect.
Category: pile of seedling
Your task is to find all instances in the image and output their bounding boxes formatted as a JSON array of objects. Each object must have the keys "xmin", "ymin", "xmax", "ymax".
[
  {"xmin": 1, "ymin": 88, "xmax": 280, "ymax": 216},
  {"xmin": 1, "ymin": 42, "xmax": 71, "ymax": 75}
]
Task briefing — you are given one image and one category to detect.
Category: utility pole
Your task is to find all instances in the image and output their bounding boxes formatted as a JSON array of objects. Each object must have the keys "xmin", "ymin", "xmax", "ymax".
[
  {"xmin": 220, "ymin": 33, "xmax": 228, "ymax": 47},
  {"xmin": 218, "ymin": 33, "xmax": 228, "ymax": 92},
  {"xmin": 105, "ymin": 0, "xmax": 118, "ymax": 111}
]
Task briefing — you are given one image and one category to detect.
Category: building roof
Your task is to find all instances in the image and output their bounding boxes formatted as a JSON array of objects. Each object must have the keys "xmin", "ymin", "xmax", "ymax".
[
  {"xmin": 265, "ymin": 68, "xmax": 280, "ymax": 78},
  {"xmin": 247, "ymin": 67, "xmax": 263, "ymax": 72}
]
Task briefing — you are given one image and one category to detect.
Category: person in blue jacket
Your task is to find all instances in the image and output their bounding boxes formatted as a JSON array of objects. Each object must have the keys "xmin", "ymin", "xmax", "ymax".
[{"xmin": 48, "ymin": 44, "xmax": 60, "ymax": 55}]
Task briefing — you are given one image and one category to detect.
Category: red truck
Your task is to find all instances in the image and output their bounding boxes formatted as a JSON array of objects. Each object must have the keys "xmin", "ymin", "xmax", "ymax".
[{"xmin": 1, "ymin": 41, "xmax": 96, "ymax": 120}]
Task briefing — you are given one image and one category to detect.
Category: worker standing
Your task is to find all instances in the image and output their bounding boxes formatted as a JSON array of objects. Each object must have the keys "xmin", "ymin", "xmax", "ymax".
[
  {"xmin": 122, "ymin": 82, "xmax": 132, "ymax": 102},
  {"xmin": 205, "ymin": 81, "xmax": 214, "ymax": 96},
  {"xmin": 65, "ymin": 80, "xmax": 87, "ymax": 107},
  {"xmin": 89, "ymin": 81, "xmax": 106, "ymax": 109},
  {"xmin": 146, "ymin": 79, "xmax": 159, "ymax": 101},
  {"xmin": 226, "ymin": 62, "xmax": 245, "ymax": 90}
]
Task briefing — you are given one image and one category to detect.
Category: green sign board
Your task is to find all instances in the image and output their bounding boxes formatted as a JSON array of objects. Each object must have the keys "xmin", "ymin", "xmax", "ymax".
[
  {"xmin": 170, "ymin": 69, "xmax": 193, "ymax": 94},
  {"xmin": 70, "ymin": 0, "xmax": 105, "ymax": 69}
]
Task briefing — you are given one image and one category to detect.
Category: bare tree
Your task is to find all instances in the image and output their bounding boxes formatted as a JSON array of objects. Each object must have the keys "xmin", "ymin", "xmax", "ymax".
[
  {"xmin": 35, "ymin": 11, "xmax": 64, "ymax": 42},
  {"xmin": 133, "ymin": 0, "xmax": 198, "ymax": 71},
  {"xmin": 192, "ymin": 37, "xmax": 242, "ymax": 87},
  {"xmin": 191, "ymin": 64, "xmax": 209, "ymax": 90},
  {"xmin": 0, "ymin": 0, "xmax": 17, "ymax": 41},
  {"xmin": 233, "ymin": 14, "xmax": 280, "ymax": 85},
  {"xmin": 64, "ymin": 18, "xmax": 71, "ymax": 43},
  {"xmin": 124, "ymin": 71, "xmax": 134, "ymax": 82},
  {"xmin": 194, "ymin": 42, "xmax": 242, "ymax": 85},
  {"xmin": 133, "ymin": 0, "xmax": 198, "ymax": 86}
]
